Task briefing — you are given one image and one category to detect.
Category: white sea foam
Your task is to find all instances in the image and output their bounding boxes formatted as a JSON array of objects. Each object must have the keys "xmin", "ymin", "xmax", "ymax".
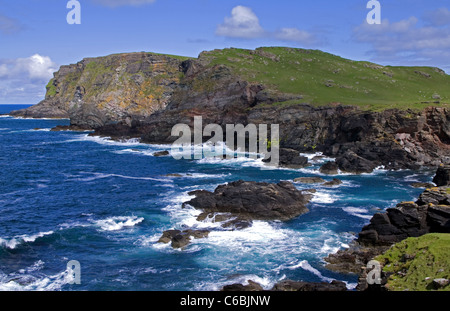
[
  {"xmin": 341, "ymin": 206, "xmax": 372, "ymax": 220},
  {"xmin": 93, "ymin": 216, "xmax": 144, "ymax": 231},
  {"xmin": 0, "ymin": 231, "xmax": 54, "ymax": 250},
  {"xmin": 297, "ymin": 260, "xmax": 334, "ymax": 283},
  {"xmin": 72, "ymin": 172, "xmax": 170, "ymax": 183},
  {"xmin": 65, "ymin": 134, "xmax": 142, "ymax": 146},
  {"xmin": 0, "ymin": 261, "xmax": 76, "ymax": 291},
  {"xmin": 310, "ymin": 191, "xmax": 338, "ymax": 204}
]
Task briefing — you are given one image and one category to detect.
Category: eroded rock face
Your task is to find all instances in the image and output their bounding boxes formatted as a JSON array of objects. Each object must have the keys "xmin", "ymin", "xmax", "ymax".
[
  {"xmin": 183, "ymin": 180, "xmax": 311, "ymax": 221},
  {"xmin": 13, "ymin": 48, "xmax": 450, "ymax": 170},
  {"xmin": 10, "ymin": 52, "xmax": 184, "ymax": 129}
]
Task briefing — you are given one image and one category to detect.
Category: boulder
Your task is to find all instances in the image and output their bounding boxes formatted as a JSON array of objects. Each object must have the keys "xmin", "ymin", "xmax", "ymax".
[
  {"xmin": 153, "ymin": 150, "xmax": 170, "ymax": 157},
  {"xmin": 319, "ymin": 161, "xmax": 339, "ymax": 175},
  {"xmin": 271, "ymin": 280, "xmax": 347, "ymax": 292},
  {"xmin": 322, "ymin": 178, "xmax": 343, "ymax": 187},
  {"xmin": 410, "ymin": 182, "xmax": 435, "ymax": 188},
  {"xmin": 433, "ymin": 165, "xmax": 450, "ymax": 187},
  {"xmin": 184, "ymin": 180, "xmax": 310, "ymax": 221},
  {"xmin": 336, "ymin": 151, "xmax": 377, "ymax": 174},
  {"xmin": 158, "ymin": 229, "xmax": 210, "ymax": 249},
  {"xmin": 293, "ymin": 177, "xmax": 325, "ymax": 184},
  {"xmin": 222, "ymin": 280, "xmax": 264, "ymax": 292},
  {"xmin": 263, "ymin": 148, "xmax": 308, "ymax": 168}
]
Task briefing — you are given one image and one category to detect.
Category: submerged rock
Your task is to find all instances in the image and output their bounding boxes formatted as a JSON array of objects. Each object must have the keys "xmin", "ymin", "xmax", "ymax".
[
  {"xmin": 322, "ymin": 178, "xmax": 343, "ymax": 187},
  {"xmin": 153, "ymin": 150, "xmax": 170, "ymax": 157},
  {"xmin": 293, "ymin": 177, "xmax": 325, "ymax": 184},
  {"xmin": 158, "ymin": 229, "xmax": 210, "ymax": 249}
]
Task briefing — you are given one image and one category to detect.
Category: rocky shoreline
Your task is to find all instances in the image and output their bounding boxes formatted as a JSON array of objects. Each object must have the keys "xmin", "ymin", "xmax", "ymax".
[
  {"xmin": 324, "ymin": 165, "xmax": 450, "ymax": 291},
  {"xmin": 7, "ymin": 47, "xmax": 450, "ymax": 291}
]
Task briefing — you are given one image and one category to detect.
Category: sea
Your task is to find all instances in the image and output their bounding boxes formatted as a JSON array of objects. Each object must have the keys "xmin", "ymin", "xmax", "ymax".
[{"xmin": 0, "ymin": 104, "xmax": 434, "ymax": 291}]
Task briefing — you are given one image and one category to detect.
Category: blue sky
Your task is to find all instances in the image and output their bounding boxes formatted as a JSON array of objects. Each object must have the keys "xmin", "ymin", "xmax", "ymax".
[{"xmin": 0, "ymin": 0, "xmax": 449, "ymax": 104}]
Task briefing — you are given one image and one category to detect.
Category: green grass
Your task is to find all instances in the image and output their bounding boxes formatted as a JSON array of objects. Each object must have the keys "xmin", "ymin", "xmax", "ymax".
[
  {"xmin": 200, "ymin": 47, "xmax": 450, "ymax": 111},
  {"xmin": 375, "ymin": 233, "xmax": 450, "ymax": 291},
  {"xmin": 148, "ymin": 52, "xmax": 193, "ymax": 61},
  {"xmin": 46, "ymin": 79, "xmax": 57, "ymax": 97}
]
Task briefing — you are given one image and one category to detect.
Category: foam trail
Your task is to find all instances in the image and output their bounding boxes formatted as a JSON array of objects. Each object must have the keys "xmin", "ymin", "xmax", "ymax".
[
  {"xmin": 297, "ymin": 260, "xmax": 334, "ymax": 283},
  {"xmin": 0, "ymin": 261, "xmax": 76, "ymax": 291},
  {"xmin": 0, "ymin": 231, "xmax": 54, "ymax": 250},
  {"xmin": 93, "ymin": 216, "xmax": 144, "ymax": 231}
]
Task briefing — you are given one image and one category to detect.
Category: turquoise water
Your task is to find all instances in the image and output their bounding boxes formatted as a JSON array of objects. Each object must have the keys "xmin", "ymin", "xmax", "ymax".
[{"xmin": 0, "ymin": 105, "xmax": 433, "ymax": 291}]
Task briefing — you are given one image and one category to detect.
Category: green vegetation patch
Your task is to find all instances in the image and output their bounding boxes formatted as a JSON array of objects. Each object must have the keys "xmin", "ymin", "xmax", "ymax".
[
  {"xmin": 201, "ymin": 47, "xmax": 450, "ymax": 111},
  {"xmin": 375, "ymin": 233, "xmax": 450, "ymax": 291},
  {"xmin": 46, "ymin": 79, "xmax": 57, "ymax": 97}
]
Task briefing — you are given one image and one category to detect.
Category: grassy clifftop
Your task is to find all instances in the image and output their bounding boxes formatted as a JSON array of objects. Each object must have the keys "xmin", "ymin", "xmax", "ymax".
[
  {"xmin": 375, "ymin": 233, "xmax": 450, "ymax": 291},
  {"xmin": 199, "ymin": 47, "xmax": 450, "ymax": 111}
]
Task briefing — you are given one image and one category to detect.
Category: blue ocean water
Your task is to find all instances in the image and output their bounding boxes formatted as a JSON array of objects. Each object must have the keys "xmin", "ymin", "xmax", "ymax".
[{"xmin": 0, "ymin": 104, "xmax": 434, "ymax": 291}]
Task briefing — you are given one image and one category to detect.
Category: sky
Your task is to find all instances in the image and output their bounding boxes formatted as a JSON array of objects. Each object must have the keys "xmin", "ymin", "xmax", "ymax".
[{"xmin": 0, "ymin": 0, "xmax": 449, "ymax": 105}]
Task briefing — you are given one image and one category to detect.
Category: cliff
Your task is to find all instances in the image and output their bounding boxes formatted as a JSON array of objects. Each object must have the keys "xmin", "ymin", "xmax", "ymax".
[
  {"xmin": 10, "ymin": 47, "xmax": 450, "ymax": 169},
  {"xmin": 10, "ymin": 52, "xmax": 188, "ymax": 128}
]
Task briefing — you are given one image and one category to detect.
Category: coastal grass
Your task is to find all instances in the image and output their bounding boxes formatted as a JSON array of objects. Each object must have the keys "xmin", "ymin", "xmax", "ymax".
[
  {"xmin": 201, "ymin": 47, "xmax": 450, "ymax": 111},
  {"xmin": 375, "ymin": 233, "xmax": 450, "ymax": 291}
]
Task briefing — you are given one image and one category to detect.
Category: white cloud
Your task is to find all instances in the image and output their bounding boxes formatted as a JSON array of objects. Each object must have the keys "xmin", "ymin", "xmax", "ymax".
[
  {"xmin": 216, "ymin": 6, "xmax": 319, "ymax": 46},
  {"xmin": 17, "ymin": 55, "xmax": 58, "ymax": 80},
  {"xmin": 216, "ymin": 6, "xmax": 265, "ymax": 39},
  {"xmin": 424, "ymin": 7, "xmax": 450, "ymax": 26},
  {"xmin": 353, "ymin": 16, "xmax": 450, "ymax": 69},
  {"xmin": 91, "ymin": 0, "xmax": 156, "ymax": 7},
  {"xmin": 0, "ymin": 55, "xmax": 58, "ymax": 104}
]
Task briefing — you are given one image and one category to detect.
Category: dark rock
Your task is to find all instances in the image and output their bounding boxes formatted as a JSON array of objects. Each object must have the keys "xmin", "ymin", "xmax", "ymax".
[
  {"xmin": 51, "ymin": 125, "xmax": 92, "ymax": 132},
  {"xmin": 158, "ymin": 230, "xmax": 181, "ymax": 244},
  {"xmin": 433, "ymin": 165, "xmax": 450, "ymax": 187},
  {"xmin": 271, "ymin": 280, "xmax": 347, "ymax": 292},
  {"xmin": 336, "ymin": 151, "xmax": 377, "ymax": 174},
  {"xmin": 222, "ymin": 280, "xmax": 264, "ymax": 292},
  {"xmin": 164, "ymin": 173, "xmax": 183, "ymax": 177},
  {"xmin": 416, "ymin": 188, "xmax": 450, "ymax": 206},
  {"xmin": 427, "ymin": 205, "xmax": 450, "ymax": 233},
  {"xmin": 264, "ymin": 148, "xmax": 309, "ymax": 168},
  {"xmin": 171, "ymin": 234, "xmax": 191, "ymax": 249},
  {"xmin": 410, "ymin": 182, "xmax": 435, "ymax": 188},
  {"xmin": 319, "ymin": 161, "xmax": 339, "ymax": 175},
  {"xmin": 293, "ymin": 177, "xmax": 325, "ymax": 184},
  {"xmin": 158, "ymin": 229, "xmax": 210, "ymax": 249},
  {"xmin": 221, "ymin": 218, "xmax": 253, "ymax": 230},
  {"xmin": 153, "ymin": 150, "xmax": 170, "ymax": 157},
  {"xmin": 184, "ymin": 180, "xmax": 311, "ymax": 221},
  {"xmin": 432, "ymin": 278, "xmax": 450, "ymax": 289},
  {"xmin": 322, "ymin": 178, "xmax": 343, "ymax": 187}
]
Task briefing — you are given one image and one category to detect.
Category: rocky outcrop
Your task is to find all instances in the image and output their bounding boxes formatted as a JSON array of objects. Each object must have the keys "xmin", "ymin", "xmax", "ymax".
[
  {"xmin": 183, "ymin": 180, "xmax": 311, "ymax": 222},
  {"xmin": 358, "ymin": 187, "xmax": 450, "ymax": 246},
  {"xmin": 158, "ymin": 229, "xmax": 210, "ymax": 249},
  {"xmin": 14, "ymin": 47, "xmax": 450, "ymax": 171},
  {"xmin": 324, "ymin": 167, "xmax": 450, "ymax": 290},
  {"xmin": 10, "ymin": 52, "xmax": 184, "ymax": 129},
  {"xmin": 433, "ymin": 165, "xmax": 450, "ymax": 186},
  {"xmin": 319, "ymin": 161, "xmax": 339, "ymax": 175},
  {"xmin": 222, "ymin": 280, "xmax": 347, "ymax": 292}
]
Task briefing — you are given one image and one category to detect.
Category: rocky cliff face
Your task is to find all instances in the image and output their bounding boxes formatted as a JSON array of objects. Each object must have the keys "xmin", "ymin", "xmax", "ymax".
[
  {"xmin": 11, "ymin": 48, "xmax": 450, "ymax": 169},
  {"xmin": 10, "ymin": 52, "xmax": 185, "ymax": 128}
]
